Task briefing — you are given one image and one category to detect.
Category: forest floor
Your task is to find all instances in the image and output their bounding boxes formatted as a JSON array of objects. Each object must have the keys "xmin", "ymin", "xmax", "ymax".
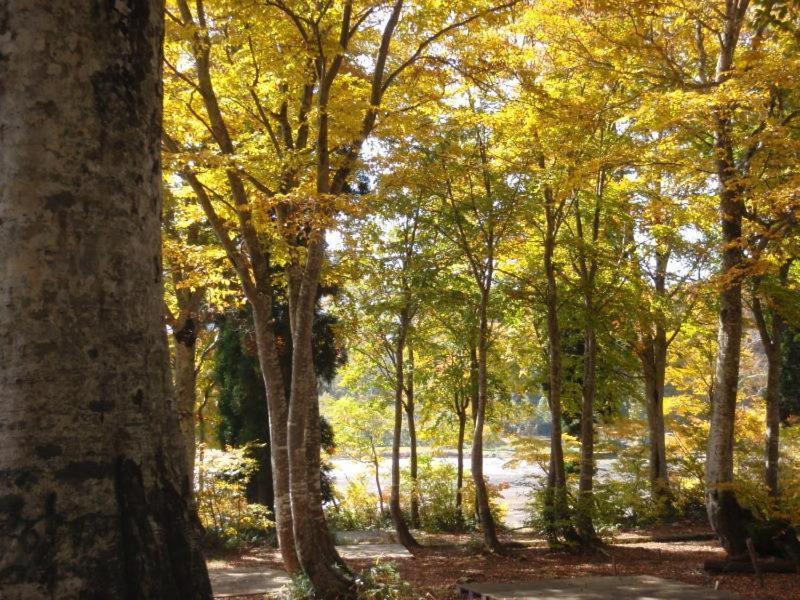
[{"xmin": 207, "ymin": 524, "xmax": 799, "ymax": 600}]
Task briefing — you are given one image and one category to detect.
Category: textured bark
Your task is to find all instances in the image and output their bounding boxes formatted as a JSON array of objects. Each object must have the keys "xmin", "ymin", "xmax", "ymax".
[
  {"xmin": 390, "ymin": 312, "xmax": 419, "ymax": 549},
  {"xmin": 405, "ymin": 342, "xmax": 421, "ymax": 530},
  {"xmin": 0, "ymin": 1, "xmax": 211, "ymax": 597},
  {"xmin": 472, "ymin": 288, "xmax": 503, "ymax": 553}
]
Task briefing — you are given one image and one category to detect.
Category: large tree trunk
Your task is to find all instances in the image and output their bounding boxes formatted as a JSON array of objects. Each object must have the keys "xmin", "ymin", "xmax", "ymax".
[
  {"xmin": 405, "ymin": 342, "xmax": 420, "ymax": 530},
  {"xmin": 0, "ymin": 2, "xmax": 211, "ymax": 597},
  {"xmin": 577, "ymin": 325, "xmax": 598, "ymax": 543},
  {"xmin": 472, "ymin": 289, "xmax": 503, "ymax": 552},
  {"xmin": 390, "ymin": 313, "xmax": 419, "ymax": 549}
]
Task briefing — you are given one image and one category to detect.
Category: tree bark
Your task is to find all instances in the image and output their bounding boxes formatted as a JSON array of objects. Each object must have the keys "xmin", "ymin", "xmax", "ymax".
[
  {"xmin": 390, "ymin": 312, "xmax": 419, "ymax": 549},
  {"xmin": 405, "ymin": 342, "xmax": 421, "ymax": 530},
  {"xmin": 0, "ymin": 1, "xmax": 211, "ymax": 597},
  {"xmin": 472, "ymin": 288, "xmax": 503, "ymax": 552}
]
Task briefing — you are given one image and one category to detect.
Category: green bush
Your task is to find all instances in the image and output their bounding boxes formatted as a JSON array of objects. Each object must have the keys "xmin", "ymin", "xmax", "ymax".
[
  {"xmin": 403, "ymin": 456, "xmax": 506, "ymax": 533},
  {"xmin": 325, "ymin": 475, "xmax": 390, "ymax": 531},
  {"xmin": 273, "ymin": 562, "xmax": 411, "ymax": 600},
  {"xmin": 196, "ymin": 444, "xmax": 275, "ymax": 550}
]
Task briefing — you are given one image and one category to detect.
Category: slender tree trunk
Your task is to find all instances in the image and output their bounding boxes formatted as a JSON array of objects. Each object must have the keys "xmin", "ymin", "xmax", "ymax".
[
  {"xmin": 456, "ymin": 404, "xmax": 467, "ymax": 511},
  {"xmin": 577, "ymin": 324, "xmax": 598, "ymax": 543},
  {"xmin": 405, "ymin": 342, "xmax": 420, "ymax": 529},
  {"xmin": 764, "ymin": 347, "xmax": 782, "ymax": 497},
  {"xmin": 704, "ymin": 1, "xmax": 757, "ymax": 558},
  {"xmin": 472, "ymin": 289, "xmax": 503, "ymax": 552},
  {"xmin": 371, "ymin": 445, "xmax": 385, "ymax": 517},
  {"xmin": 644, "ymin": 247, "xmax": 673, "ymax": 510},
  {"xmin": 390, "ymin": 313, "xmax": 419, "ymax": 549},
  {"xmin": 543, "ymin": 215, "xmax": 570, "ymax": 540},
  {"xmin": 753, "ymin": 294, "xmax": 784, "ymax": 498},
  {"xmin": 286, "ymin": 236, "xmax": 353, "ymax": 596},
  {"xmin": 250, "ymin": 301, "xmax": 301, "ymax": 573},
  {"xmin": 640, "ymin": 338, "xmax": 672, "ymax": 511},
  {"xmin": 0, "ymin": 2, "xmax": 211, "ymax": 596},
  {"xmin": 172, "ymin": 313, "xmax": 199, "ymax": 484},
  {"xmin": 706, "ymin": 106, "xmax": 750, "ymax": 557}
]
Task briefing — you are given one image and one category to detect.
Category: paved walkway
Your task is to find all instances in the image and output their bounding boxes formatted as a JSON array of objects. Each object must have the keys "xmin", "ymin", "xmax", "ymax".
[
  {"xmin": 459, "ymin": 575, "xmax": 743, "ymax": 599},
  {"xmin": 209, "ymin": 544, "xmax": 412, "ymax": 598}
]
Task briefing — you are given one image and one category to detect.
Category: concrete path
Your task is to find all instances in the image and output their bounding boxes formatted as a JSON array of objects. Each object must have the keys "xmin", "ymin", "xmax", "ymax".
[
  {"xmin": 209, "ymin": 544, "xmax": 412, "ymax": 598},
  {"xmin": 458, "ymin": 575, "xmax": 743, "ymax": 599},
  {"xmin": 209, "ymin": 564, "xmax": 290, "ymax": 597}
]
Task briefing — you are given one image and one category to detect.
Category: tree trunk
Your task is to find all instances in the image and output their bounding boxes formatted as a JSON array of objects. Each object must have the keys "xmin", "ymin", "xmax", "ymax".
[
  {"xmin": 577, "ymin": 325, "xmax": 598, "ymax": 543},
  {"xmin": 705, "ymin": 108, "xmax": 750, "ymax": 557},
  {"xmin": 286, "ymin": 236, "xmax": 353, "ymax": 596},
  {"xmin": 752, "ymin": 293, "xmax": 784, "ymax": 498},
  {"xmin": 0, "ymin": 2, "xmax": 211, "ymax": 597},
  {"xmin": 764, "ymin": 349, "xmax": 781, "ymax": 498},
  {"xmin": 172, "ymin": 313, "xmax": 199, "ymax": 485},
  {"xmin": 456, "ymin": 404, "xmax": 467, "ymax": 511},
  {"xmin": 390, "ymin": 313, "xmax": 419, "ymax": 549},
  {"xmin": 405, "ymin": 342, "xmax": 420, "ymax": 530},
  {"xmin": 640, "ymin": 338, "xmax": 672, "ymax": 511},
  {"xmin": 543, "ymin": 213, "xmax": 570, "ymax": 540},
  {"xmin": 705, "ymin": 1, "xmax": 756, "ymax": 559},
  {"xmin": 250, "ymin": 300, "xmax": 301, "ymax": 573},
  {"xmin": 643, "ymin": 246, "xmax": 673, "ymax": 511},
  {"xmin": 372, "ymin": 449, "xmax": 385, "ymax": 517},
  {"xmin": 472, "ymin": 289, "xmax": 503, "ymax": 552}
]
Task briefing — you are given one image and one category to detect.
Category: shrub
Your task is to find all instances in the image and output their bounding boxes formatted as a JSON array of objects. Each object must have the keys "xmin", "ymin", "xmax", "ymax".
[
  {"xmin": 402, "ymin": 455, "xmax": 506, "ymax": 533},
  {"xmin": 325, "ymin": 475, "xmax": 390, "ymax": 531},
  {"xmin": 196, "ymin": 444, "xmax": 275, "ymax": 550},
  {"xmin": 273, "ymin": 562, "xmax": 411, "ymax": 600}
]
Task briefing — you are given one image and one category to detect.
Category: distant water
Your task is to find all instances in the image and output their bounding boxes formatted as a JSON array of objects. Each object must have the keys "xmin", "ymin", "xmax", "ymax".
[{"xmin": 329, "ymin": 451, "xmax": 616, "ymax": 529}]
